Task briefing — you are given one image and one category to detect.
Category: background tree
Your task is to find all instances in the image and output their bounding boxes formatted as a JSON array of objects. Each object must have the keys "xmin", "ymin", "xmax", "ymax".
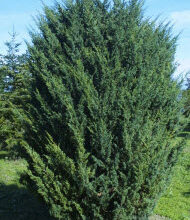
[
  {"xmin": 0, "ymin": 30, "xmax": 30, "ymax": 154},
  {"xmin": 23, "ymin": 0, "xmax": 187, "ymax": 219}
]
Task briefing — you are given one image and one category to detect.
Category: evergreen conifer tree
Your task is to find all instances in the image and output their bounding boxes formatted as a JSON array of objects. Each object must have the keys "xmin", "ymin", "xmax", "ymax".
[
  {"xmin": 0, "ymin": 31, "xmax": 30, "ymax": 153},
  {"xmin": 23, "ymin": 0, "xmax": 186, "ymax": 219},
  {"xmin": 182, "ymin": 75, "xmax": 190, "ymax": 132},
  {"xmin": 186, "ymin": 76, "xmax": 190, "ymax": 90}
]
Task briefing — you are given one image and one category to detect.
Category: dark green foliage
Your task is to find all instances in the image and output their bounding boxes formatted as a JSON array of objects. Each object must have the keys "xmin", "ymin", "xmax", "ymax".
[
  {"xmin": 24, "ymin": 0, "xmax": 186, "ymax": 219},
  {"xmin": 186, "ymin": 76, "xmax": 190, "ymax": 90},
  {"xmin": 0, "ymin": 72, "xmax": 31, "ymax": 153},
  {"xmin": 184, "ymin": 76, "xmax": 190, "ymax": 117},
  {"xmin": 182, "ymin": 76, "xmax": 190, "ymax": 133},
  {"xmin": 0, "ymin": 31, "xmax": 30, "ymax": 154}
]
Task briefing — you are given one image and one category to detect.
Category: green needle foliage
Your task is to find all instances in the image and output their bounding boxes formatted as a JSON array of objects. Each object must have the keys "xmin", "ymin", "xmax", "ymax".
[
  {"xmin": 0, "ymin": 70, "xmax": 31, "ymax": 153},
  {"xmin": 23, "ymin": 0, "xmax": 186, "ymax": 219},
  {"xmin": 182, "ymin": 76, "xmax": 190, "ymax": 133},
  {"xmin": 0, "ymin": 31, "xmax": 30, "ymax": 154}
]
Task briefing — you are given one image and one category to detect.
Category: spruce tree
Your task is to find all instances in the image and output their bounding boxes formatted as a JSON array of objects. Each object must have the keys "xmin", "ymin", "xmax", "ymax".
[
  {"xmin": 0, "ymin": 31, "xmax": 30, "ymax": 153},
  {"xmin": 23, "ymin": 0, "xmax": 186, "ymax": 219}
]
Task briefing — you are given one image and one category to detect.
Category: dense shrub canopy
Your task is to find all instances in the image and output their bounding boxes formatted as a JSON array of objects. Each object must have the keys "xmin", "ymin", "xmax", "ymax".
[{"xmin": 24, "ymin": 0, "xmax": 186, "ymax": 219}]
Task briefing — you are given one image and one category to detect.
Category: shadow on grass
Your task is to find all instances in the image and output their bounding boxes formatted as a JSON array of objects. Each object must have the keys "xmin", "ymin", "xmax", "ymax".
[{"xmin": 0, "ymin": 183, "xmax": 55, "ymax": 220}]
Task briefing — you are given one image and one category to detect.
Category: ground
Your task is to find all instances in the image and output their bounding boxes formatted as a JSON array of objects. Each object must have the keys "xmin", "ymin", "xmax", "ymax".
[
  {"xmin": 153, "ymin": 138, "xmax": 190, "ymax": 220},
  {"xmin": 0, "ymin": 151, "xmax": 54, "ymax": 220}
]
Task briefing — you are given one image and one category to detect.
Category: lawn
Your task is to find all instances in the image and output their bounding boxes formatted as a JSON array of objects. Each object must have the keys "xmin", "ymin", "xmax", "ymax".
[
  {"xmin": 0, "ymin": 138, "xmax": 189, "ymax": 220},
  {"xmin": 0, "ymin": 151, "xmax": 54, "ymax": 220},
  {"xmin": 154, "ymin": 138, "xmax": 190, "ymax": 220}
]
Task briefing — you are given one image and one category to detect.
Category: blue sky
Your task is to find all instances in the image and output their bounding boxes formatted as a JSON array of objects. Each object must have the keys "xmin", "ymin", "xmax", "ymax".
[{"xmin": 0, "ymin": 0, "xmax": 190, "ymax": 82}]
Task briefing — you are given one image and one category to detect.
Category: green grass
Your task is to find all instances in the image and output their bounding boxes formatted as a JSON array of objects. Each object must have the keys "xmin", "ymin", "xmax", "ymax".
[
  {"xmin": 154, "ymin": 138, "xmax": 190, "ymax": 220},
  {"xmin": 0, "ymin": 151, "xmax": 54, "ymax": 220},
  {"xmin": 0, "ymin": 151, "xmax": 27, "ymax": 186}
]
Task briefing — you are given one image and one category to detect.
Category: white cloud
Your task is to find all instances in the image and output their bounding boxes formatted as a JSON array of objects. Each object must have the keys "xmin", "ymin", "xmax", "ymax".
[{"xmin": 170, "ymin": 10, "xmax": 190, "ymax": 29}]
